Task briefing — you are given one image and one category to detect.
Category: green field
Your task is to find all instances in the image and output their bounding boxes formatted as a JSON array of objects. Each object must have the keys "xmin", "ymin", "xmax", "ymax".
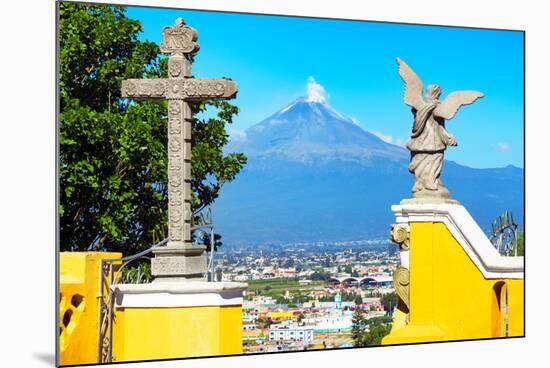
[{"xmin": 247, "ymin": 278, "xmax": 326, "ymax": 292}]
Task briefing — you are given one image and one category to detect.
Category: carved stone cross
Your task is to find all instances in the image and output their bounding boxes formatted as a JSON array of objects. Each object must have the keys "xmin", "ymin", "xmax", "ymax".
[{"xmin": 121, "ymin": 18, "xmax": 237, "ymax": 282}]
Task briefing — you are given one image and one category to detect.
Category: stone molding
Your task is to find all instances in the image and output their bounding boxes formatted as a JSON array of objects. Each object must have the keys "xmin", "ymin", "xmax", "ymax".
[
  {"xmin": 390, "ymin": 223, "xmax": 410, "ymax": 251},
  {"xmin": 392, "ymin": 203, "xmax": 524, "ymax": 279},
  {"xmin": 121, "ymin": 78, "xmax": 238, "ymax": 100},
  {"xmin": 390, "ymin": 223, "xmax": 410, "ymax": 270},
  {"xmin": 160, "ymin": 18, "xmax": 199, "ymax": 55},
  {"xmin": 393, "ymin": 266, "xmax": 410, "ymax": 312},
  {"xmin": 113, "ymin": 281, "xmax": 247, "ymax": 308}
]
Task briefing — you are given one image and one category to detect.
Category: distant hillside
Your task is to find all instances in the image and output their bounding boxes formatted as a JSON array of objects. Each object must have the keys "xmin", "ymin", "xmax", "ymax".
[{"xmin": 214, "ymin": 97, "xmax": 524, "ymax": 246}]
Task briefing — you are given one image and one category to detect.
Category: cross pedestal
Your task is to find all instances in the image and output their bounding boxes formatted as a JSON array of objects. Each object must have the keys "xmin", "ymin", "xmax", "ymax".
[{"xmin": 121, "ymin": 18, "xmax": 237, "ymax": 282}]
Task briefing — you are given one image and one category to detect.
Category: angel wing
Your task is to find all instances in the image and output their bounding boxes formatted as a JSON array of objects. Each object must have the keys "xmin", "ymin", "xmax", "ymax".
[
  {"xmin": 434, "ymin": 91, "xmax": 484, "ymax": 120},
  {"xmin": 396, "ymin": 57, "xmax": 424, "ymax": 110}
]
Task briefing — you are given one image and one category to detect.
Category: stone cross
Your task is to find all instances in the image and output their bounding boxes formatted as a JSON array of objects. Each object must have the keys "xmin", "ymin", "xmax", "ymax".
[{"xmin": 121, "ymin": 18, "xmax": 237, "ymax": 282}]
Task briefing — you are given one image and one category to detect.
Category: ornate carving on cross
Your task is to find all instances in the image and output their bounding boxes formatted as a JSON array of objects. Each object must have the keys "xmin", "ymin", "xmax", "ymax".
[{"xmin": 121, "ymin": 18, "xmax": 238, "ymax": 281}]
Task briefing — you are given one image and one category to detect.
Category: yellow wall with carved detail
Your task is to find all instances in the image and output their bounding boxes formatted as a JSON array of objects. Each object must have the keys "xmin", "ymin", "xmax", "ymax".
[
  {"xmin": 59, "ymin": 252, "xmax": 122, "ymax": 366},
  {"xmin": 383, "ymin": 222, "xmax": 524, "ymax": 345},
  {"xmin": 59, "ymin": 252, "xmax": 243, "ymax": 365}
]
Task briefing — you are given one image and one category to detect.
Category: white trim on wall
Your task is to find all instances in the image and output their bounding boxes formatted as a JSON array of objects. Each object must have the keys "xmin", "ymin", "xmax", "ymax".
[
  {"xmin": 393, "ymin": 203, "xmax": 524, "ymax": 279},
  {"xmin": 114, "ymin": 281, "xmax": 247, "ymax": 308}
]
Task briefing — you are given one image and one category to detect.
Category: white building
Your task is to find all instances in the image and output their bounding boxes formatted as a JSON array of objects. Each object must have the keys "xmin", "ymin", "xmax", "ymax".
[
  {"xmin": 233, "ymin": 274, "xmax": 249, "ymax": 281},
  {"xmin": 313, "ymin": 314, "xmax": 353, "ymax": 332},
  {"xmin": 243, "ymin": 295, "xmax": 276, "ymax": 308},
  {"xmin": 268, "ymin": 327, "xmax": 314, "ymax": 344},
  {"xmin": 243, "ymin": 324, "xmax": 257, "ymax": 331}
]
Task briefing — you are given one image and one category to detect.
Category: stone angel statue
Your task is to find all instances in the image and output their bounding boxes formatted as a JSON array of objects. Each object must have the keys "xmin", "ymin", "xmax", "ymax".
[{"xmin": 396, "ymin": 57, "xmax": 484, "ymax": 200}]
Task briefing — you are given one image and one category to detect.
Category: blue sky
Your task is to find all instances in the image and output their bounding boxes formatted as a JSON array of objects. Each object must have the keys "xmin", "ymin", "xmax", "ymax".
[{"xmin": 126, "ymin": 6, "xmax": 524, "ymax": 169}]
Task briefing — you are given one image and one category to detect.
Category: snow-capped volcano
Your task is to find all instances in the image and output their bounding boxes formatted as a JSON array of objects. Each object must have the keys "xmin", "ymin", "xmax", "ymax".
[
  {"xmin": 229, "ymin": 79, "xmax": 406, "ymax": 163},
  {"xmin": 215, "ymin": 79, "xmax": 523, "ymax": 246}
]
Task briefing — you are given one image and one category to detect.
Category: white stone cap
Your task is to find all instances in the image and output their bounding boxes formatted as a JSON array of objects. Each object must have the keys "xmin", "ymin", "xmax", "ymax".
[
  {"xmin": 113, "ymin": 281, "xmax": 248, "ymax": 308},
  {"xmin": 392, "ymin": 203, "xmax": 524, "ymax": 279}
]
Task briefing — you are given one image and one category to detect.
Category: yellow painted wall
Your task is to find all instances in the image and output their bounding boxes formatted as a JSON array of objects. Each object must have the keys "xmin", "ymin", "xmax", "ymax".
[
  {"xmin": 270, "ymin": 311, "xmax": 294, "ymax": 319},
  {"xmin": 112, "ymin": 305, "xmax": 243, "ymax": 362},
  {"xmin": 383, "ymin": 222, "xmax": 524, "ymax": 345},
  {"xmin": 59, "ymin": 252, "xmax": 122, "ymax": 366},
  {"xmin": 60, "ymin": 251, "xmax": 244, "ymax": 365}
]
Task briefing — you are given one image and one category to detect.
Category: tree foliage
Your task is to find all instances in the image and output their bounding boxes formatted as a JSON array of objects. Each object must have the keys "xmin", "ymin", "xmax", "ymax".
[
  {"xmin": 310, "ymin": 271, "xmax": 331, "ymax": 281},
  {"xmin": 59, "ymin": 3, "xmax": 246, "ymax": 254},
  {"xmin": 362, "ymin": 317, "xmax": 392, "ymax": 346},
  {"xmin": 516, "ymin": 231, "xmax": 524, "ymax": 256},
  {"xmin": 381, "ymin": 291, "xmax": 398, "ymax": 314},
  {"xmin": 352, "ymin": 311, "xmax": 392, "ymax": 347},
  {"xmin": 351, "ymin": 309, "xmax": 367, "ymax": 346}
]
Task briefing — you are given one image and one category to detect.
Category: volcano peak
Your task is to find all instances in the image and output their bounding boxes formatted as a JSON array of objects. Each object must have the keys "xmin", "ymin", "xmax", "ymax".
[{"xmin": 229, "ymin": 85, "xmax": 407, "ymax": 162}]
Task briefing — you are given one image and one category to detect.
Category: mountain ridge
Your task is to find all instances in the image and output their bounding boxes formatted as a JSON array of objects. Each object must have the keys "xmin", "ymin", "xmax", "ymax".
[
  {"xmin": 227, "ymin": 97, "xmax": 407, "ymax": 163},
  {"xmin": 215, "ymin": 93, "xmax": 523, "ymax": 246}
]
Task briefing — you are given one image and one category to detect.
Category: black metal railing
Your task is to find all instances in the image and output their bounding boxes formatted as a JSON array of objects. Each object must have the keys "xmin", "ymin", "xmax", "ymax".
[{"xmin": 489, "ymin": 210, "xmax": 519, "ymax": 256}]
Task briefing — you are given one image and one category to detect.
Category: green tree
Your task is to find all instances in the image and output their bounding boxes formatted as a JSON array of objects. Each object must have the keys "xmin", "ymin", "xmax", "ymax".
[
  {"xmin": 275, "ymin": 295, "xmax": 286, "ymax": 304},
  {"xmin": 363, "ymin": 316, "xmax": 393, "ymax": 346},
  {"xmin": 343, "ymin": 290, "xmax": 356, "ymax": 302},
  {"xmin": 516, "ymin": 231, "xmax": 524, "ymax": 256},
  {"xmin": 351, "ymin": 309, "xmax": 367, "ymax": 347},
  {"xmin": 354, "ymin": 294, "xmax": 363, "ymax": 305},
  {"xmin": 311, "ymin": 271, "xmax": 330, "ymax": 281},
  {"xmin": 353, "ymin": 315, "xmax": 393, "ymax": 347},
  {"xmin": 381, "ymin": 291, "xmax": 397, "ymax": 314},
  {"xmin": 59, "ymin": 3, "xmax": 246, "ymax": 253},
  {"xmin": 363, "ymin": 323, "xmax": 392, "ymax": 346}
]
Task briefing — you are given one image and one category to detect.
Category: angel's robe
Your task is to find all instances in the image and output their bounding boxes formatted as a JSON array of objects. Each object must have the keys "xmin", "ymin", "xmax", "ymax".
[
  {"xmin": 406, "ymin": 101, "xmax": 449, "ymax": 153},
  {"xmin": 406, "ymin": 100, "xmax": 450, "ymax": 193}
]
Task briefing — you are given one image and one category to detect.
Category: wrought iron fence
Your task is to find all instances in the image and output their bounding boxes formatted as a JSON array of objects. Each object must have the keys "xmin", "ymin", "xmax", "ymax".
[
  {"xmin": 96, "ymin": 207, "xmax": 218, "ymax": 363},
  {"xmin": 489, "ymin": 210, "xmax": 518, "ymax": 256},
  {"xmin": 192, "ymin": 207, "xmax": 217, "ymax": 282},
  {"xmin": 96, "ymin": 238, "xmax": 168, "ymax": 363}
]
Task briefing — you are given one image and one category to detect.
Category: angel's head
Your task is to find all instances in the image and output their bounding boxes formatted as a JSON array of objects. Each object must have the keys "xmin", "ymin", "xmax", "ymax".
[{"xmin": 426, "ymin": 84, "xmax": 442, "ymax": 100}]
